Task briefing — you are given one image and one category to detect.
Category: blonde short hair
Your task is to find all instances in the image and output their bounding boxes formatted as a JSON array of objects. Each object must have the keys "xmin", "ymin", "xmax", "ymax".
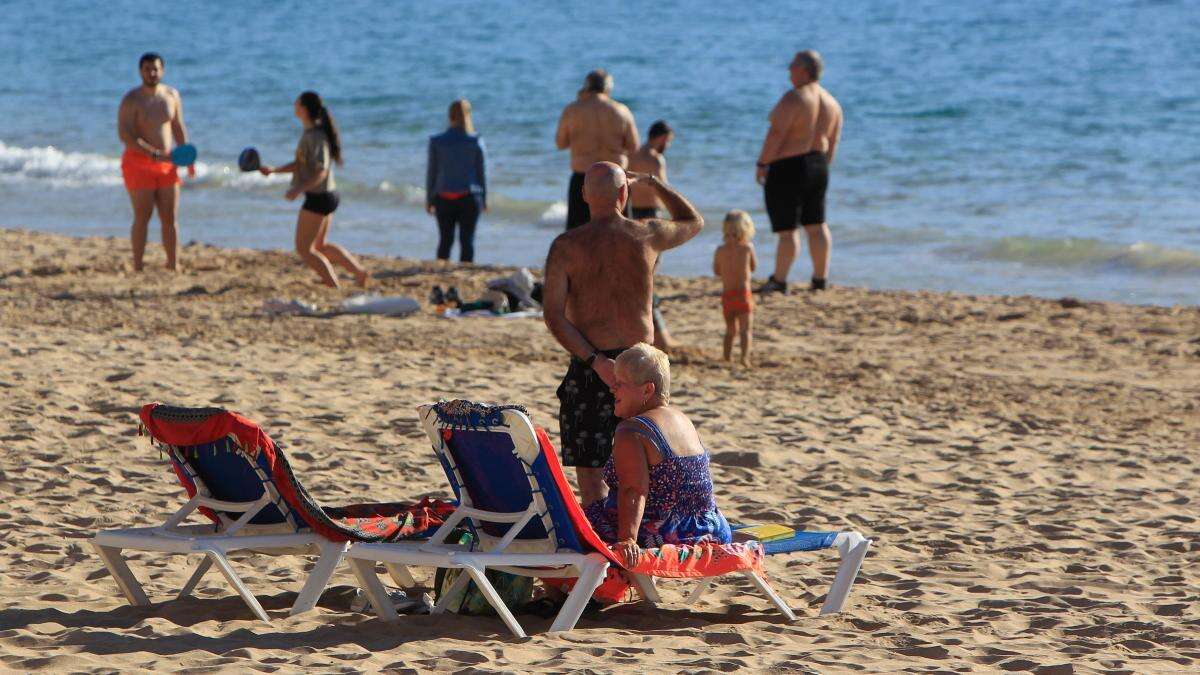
[
  {"xmin": 616, "ymin": 342, "xmax": 671, "ymax": 405},
  {"xmin": 723, "ymin": 210, "xmax": 755, "ymax": 243}
]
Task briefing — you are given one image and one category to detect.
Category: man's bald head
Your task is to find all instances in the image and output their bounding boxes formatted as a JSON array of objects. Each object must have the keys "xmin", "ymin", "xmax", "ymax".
[{"xmin": 582, "ymin": 162, "xmax": 628, "ymax": 215}]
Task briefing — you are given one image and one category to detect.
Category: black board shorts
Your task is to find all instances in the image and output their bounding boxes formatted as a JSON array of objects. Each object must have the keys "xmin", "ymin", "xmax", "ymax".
[
  {"xmin": 630, "ymin": 207, "xmax": 659, "ymax": 220},
  {"xmin": 764, "ymin": 151, "xmax": 828, "ymax": 232},
  {"xmin": 565, "ymin": 172, "xmax": 589, "ymax": 230},
  {"xmin": 556, "ymin": 347, "xmax": 628, "ymax": 468},
  {"xmin": 302, "ymin": 191, "xmax": 340, "ymax": 216}
]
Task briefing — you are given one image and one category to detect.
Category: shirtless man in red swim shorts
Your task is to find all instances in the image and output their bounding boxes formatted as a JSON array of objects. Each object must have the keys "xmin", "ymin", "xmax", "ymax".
[{"xmin": 117, "ymin": 52, "xmax": 194, "ymax": 272}]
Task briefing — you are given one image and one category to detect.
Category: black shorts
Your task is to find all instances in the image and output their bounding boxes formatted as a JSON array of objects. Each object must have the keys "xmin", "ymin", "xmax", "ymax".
[
  {"xmin": 302, "ymin": 191, "xmax": 340, "ymax": 216},
  {"xmin": 630, "ymin": 207, "xmax": 659, "ymax": 220},
  {"xmin": 565, "ymin": 172, "xmax": 589, "ymax": 230},
  {"xmin": 566, "ymin": 173, "xmax": 633, "ymax": 230},
  {"xmin": 764, "ymin": 151, "xmax": 828, "ymax": 232},
  {"xmin": 556, "ymin": 348, "xmax": 628, "ymax": 468}
]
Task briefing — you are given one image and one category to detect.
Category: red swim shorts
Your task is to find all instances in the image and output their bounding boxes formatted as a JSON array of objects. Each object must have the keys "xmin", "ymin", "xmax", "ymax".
[
  {"xmin": 121, "ymin": 149, "xmax": 181, "ymax": 191},
  {"xmin": 722, "ymin": 288, "xmax": 754, "ymax": 321}
]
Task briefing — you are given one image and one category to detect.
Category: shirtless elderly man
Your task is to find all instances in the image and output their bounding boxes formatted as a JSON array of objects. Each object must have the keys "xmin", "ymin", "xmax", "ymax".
[
  {"xmin": 543, "ymin": 162, "xmax": 703, "ymax": 505},
  {"xmin": 756, "ymin": 50, "xmax": 843, "ymax": 294},
  {"xmin": 555, "ymin": 70, "xmax": 639, "ymax": 230},
  {"xmin": 117, "ymin": 52, "xmax": 194, "ymax": 272}
]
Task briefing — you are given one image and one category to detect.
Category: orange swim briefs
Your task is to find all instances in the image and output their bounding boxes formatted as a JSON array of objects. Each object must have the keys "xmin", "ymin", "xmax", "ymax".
[
  {"xmin": 121, "ymin": 149, "xmax": 181, "ymax": 191},
  {"xmin": 721, "ymin": 288, "xmax": 754, "ymax": 321}
]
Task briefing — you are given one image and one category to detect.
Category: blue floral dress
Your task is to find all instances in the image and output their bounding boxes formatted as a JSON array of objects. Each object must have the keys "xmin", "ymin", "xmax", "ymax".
[{"xmin": 584, "ymin": 415, "xmax": 732, "ymax": 547}]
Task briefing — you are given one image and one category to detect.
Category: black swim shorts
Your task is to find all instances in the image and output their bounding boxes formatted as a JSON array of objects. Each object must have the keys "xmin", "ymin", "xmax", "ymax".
[
  {"xmin": 630, "ymin": 206, "xmax": 659, "ymax": 220},
  {"xmin": 764, "ymin": 151, "xmax": 828, "ymax": 232},
  {"xmin": 302, "ymin": 191, "xmax": 340, "ymax": 216},
  {"xmin": 556, "ymin": 347, "xmax": 627, "ymax": 468},
  {"xmin": 565, "ymin": 172, "xmax": 589, "ymax": 230}
]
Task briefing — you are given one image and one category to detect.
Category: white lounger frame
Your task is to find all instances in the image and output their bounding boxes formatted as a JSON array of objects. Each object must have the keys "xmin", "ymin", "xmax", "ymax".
[
  {"xmin": 346, "ymin": 404, "xmax": 872, "ymax": 637},
  {"xmin": 90, "ymin": 439, "xmax": 376, "ymax": 622}
]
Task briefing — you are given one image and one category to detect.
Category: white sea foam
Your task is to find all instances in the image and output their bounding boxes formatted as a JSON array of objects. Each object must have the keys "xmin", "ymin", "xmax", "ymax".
[{"xmin": 0, "ymin": 140, "xmax": 288, "ymax": 189}]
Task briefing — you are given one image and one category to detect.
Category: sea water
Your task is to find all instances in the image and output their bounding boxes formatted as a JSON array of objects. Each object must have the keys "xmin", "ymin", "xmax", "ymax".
[{"xmin": 1, "ymin": 0, "xmax": 1197, "ymax": 305}]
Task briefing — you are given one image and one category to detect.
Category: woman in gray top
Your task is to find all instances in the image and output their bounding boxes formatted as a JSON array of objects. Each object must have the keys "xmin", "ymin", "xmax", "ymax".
[
  {"xmin": 260, "ymin": 91, "xmax": 368, "ymax": 288},
  {"xmin": 426, "ymin": 99, "xmax": 487, "ymax": 263}
]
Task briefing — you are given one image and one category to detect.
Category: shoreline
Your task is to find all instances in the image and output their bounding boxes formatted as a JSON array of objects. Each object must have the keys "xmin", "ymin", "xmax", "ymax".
[
  {"xmin": 2, "ymin": 226, "xmax": 1198, "ymax": 671},
  {"xmin": 4, "ymin": 224, "xmax": 1198, "ymax": 311}
]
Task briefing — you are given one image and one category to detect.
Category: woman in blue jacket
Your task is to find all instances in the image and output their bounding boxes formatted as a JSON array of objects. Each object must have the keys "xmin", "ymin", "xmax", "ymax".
[{"xmin": 426, "ymin": 99, "xmax": 487, "ymax": 263}]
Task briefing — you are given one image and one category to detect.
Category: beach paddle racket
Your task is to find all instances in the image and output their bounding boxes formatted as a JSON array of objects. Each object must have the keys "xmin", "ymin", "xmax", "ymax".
[
  {"xmin": 237, "ymin": 147, "xmax": 261, "ymax": 172},
  {"xmin": 170, "ymin": 143, "xmax": 197, "ymax": 167}
]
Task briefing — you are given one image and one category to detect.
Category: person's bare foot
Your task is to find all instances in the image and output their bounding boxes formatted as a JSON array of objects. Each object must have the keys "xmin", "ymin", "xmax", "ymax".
[{"xmin": 739, "ymin": 357, "xmax": 752, "ymax": 368}]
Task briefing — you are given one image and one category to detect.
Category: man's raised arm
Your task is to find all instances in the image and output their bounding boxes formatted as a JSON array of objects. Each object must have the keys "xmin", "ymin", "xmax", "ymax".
[
  {"xmin": 629, "ymin": 174, "xmax": 703, "ymax": 252},
  {"xmin": 542, "ymin": 236, "xmax": 596, "ymax": 361}
]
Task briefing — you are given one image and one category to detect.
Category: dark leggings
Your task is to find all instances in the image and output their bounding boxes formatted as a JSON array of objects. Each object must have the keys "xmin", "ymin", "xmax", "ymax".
[{"xmin": 434, "ymin": 194, "xmax": 481, "ymax": 262}]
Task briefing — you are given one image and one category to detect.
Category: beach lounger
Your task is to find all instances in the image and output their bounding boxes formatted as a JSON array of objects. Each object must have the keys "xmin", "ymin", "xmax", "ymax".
[
  {"xmin": 89, "ymin": 403, "xmax": 452, "ymax": 622},
  {"xmin": 345, "ymin": 400, "xmax": 870, "ymax": 637}
]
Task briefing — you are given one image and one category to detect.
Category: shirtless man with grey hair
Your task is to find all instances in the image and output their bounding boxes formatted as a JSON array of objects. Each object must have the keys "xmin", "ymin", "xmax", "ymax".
[
  {"xmin": 555, "ymin": 70, "xmax": 639, "ymax": 230},
  {"xmin": 543, "ymin": 161, "xmax": 703, "ymax": 505},
  {"xmin": 756, "ymin": 49, "xmax": 843, "ymax": 293},
  {"xmin": 117, "ymin": 52, "xmax": 194, "ymax": 272}
]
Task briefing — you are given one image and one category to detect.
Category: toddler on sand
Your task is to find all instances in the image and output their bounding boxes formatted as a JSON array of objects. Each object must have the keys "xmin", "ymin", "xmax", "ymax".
[{"xmin": 713, "ymin": 210, "xmax": 758, "ymax": 365}]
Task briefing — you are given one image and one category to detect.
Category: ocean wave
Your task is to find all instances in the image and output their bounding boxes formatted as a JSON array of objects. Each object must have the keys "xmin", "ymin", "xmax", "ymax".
[
  {"xmin": 0, "ymin": 140, "xmax": 287, "ymax": 189},
  {"xmin": 948, "ymin": 236, "xmax": 1200, "ymax": 275}
]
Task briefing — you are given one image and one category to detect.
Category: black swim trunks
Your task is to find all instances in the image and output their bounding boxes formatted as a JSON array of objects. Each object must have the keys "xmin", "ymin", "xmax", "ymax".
[
  {"xmin": 565, "ymin": 172, "xmax": 589, "ymax": 230},
  {"xmin": 566, "ymin": 172, "xmax": 634, "ymax": 230},
  {"xmin": 556, "ymin": 347, "xmax": 628, "ymax": 468},
  {"xmin": 630, "ymin": 206, "xmax": 659, "ymax": 220},
  {"xmin": 764, "ymin": 151, "xmax": 828, "ymax": 232}
]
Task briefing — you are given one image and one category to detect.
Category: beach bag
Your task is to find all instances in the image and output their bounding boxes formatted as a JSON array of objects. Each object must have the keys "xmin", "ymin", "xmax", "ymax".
[{"xmin": 433, "ymin": 531, "xmax": 535, "ymax": 615}]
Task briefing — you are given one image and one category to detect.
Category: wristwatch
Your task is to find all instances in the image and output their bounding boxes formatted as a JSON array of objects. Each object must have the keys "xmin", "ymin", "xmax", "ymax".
[{"xmin": 584, "ymin": 350, "xmax": 599, "ymax": 367}]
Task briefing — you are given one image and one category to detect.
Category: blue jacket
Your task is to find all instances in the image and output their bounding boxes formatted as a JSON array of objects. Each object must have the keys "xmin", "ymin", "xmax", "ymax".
[{"xmin": 426, "ymin": 127, "xmax": 487, "ymax": 208}]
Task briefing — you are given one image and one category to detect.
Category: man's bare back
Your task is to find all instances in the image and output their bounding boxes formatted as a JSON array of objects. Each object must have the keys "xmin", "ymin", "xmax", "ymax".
[
  {"xmin": 555, "ymin": 93, "xmax": 639, "ymax": 173},
  {"xmin": 768, "ymin": 83, "xmax": 842, "ymax": 162},
  {"xmin": 551, "ymin": 218, "xmax": 658, "ymax": 350},
  {"xmin": 545, "ymin": 164, "xmax": 704, "ymax": 357}
]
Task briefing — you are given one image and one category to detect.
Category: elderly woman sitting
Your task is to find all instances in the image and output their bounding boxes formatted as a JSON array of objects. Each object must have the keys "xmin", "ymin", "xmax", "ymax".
[{"xmin": 584, "ymin": 343, "xmax": 731, "ymax": 566}]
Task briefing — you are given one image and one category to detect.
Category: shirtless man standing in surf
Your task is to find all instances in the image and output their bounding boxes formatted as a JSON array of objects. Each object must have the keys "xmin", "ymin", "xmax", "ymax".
[
  {"xmin": 555, "ymin": 70, "xmax": 639, "ymax": 230},
  {"xmin": 756, "ymin": 49, "xmax": 842, "ymax": 294},
  {"xmin": 117, "ymin": 52, "xmax": 194, "ymax": 272},
  {"xmin": 543, "ymin": 162, "xmax": 703, "ymax": 506}
]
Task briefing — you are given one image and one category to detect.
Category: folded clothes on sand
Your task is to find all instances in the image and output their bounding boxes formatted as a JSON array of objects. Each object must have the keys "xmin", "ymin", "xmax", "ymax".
[{"xmin": 339, "ymin": 294, "xmax": 420, "ymax": 317}]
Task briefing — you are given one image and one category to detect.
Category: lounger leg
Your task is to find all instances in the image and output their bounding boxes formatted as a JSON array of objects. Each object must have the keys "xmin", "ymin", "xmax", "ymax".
[
  {"xmin": 684, "ymin": 577, "xmax": 715, "ymax": 606},
  {"xmin": 743, "ymin": 570, "xmax": 797, "ymax": 621},
  {"xmin": 464, "ymin": 565, "xmax": 526, "ymax": 639},
  {"xmin": 630, "ymin": 573, "xmax": 660, "ymax": 605},
  {"xmin": 549, "ymin": 557, "xmax": 609, "ymax": 633},
  {"xmin": 90, "ymin": 542, "xmax": 151, "ymax": 607},
  {"xmin": 348, "ymin": 558, "xmax": 399, "ymax": 622},
  {"xmin": 291, "ymin": 541, "xmax": 350, "ymax": 616},
  {"xmin": 819, "ymin": 539, "xmax": 871, "ymax": 616},
  {"xmin": 177, "ymin": 556, "xmax": 214, "ymax": 600},
  {"xmin": 205, "ymin": 549, "xmax": 271, "ymax": 623},
  {"xmin": 384, "ymin": 563, "xmax": 416, "ymax": 589}
]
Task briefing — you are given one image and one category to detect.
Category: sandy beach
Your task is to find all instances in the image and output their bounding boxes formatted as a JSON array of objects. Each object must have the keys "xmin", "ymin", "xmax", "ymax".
[{"xmin": 0, "ymin": 227, "xmax": 1197, "ymax": 673}]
